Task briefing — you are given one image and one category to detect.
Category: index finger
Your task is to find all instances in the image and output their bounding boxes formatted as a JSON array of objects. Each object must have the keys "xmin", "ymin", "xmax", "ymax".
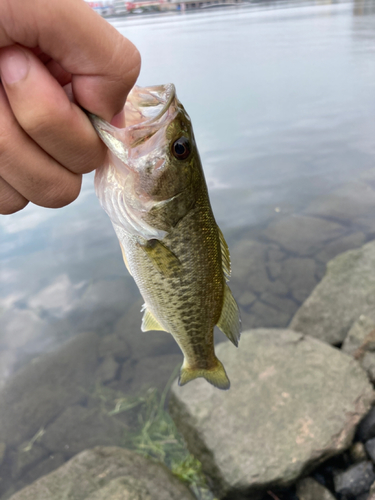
[{"xmin": 0, "ymin": 0, "xmax": 141, "ymax": 120}]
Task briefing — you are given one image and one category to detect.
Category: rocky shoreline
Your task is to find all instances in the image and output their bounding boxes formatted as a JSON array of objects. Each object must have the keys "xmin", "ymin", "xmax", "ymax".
[{"xmin": 2, "ymin": 240, "xmax": 375, "ymax": 498}]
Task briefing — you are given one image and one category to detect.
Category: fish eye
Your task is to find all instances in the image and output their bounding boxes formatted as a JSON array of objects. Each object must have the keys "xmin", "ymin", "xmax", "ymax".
[{"xmin": 172, "ymin": 137, "xmax": 191, "ymax": 160}]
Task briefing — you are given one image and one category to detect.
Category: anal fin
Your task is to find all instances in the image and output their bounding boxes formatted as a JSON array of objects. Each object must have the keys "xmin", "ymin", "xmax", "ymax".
[
  {"xmin": 141, "ymin": 307, "xmax": 166, "ymax": 332},
  {"xmin": 217, "ymin": 284, "xmax": 241, "ymax": 347}
]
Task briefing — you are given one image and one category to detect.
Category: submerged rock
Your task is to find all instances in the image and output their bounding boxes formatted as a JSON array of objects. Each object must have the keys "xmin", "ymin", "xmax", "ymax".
[
  {"xmin": 262, "ymin": 215, "xmax": 346, "ymax": 256},
  {"xmin": 114, "ymin": 300, "xmax": 180, "ymax": 360},
  {"xmin": 39, "ymin": 405, "xmax": 126, "ymax": 459},
  {"xmin": 169, "ymin": 329, "xmax": 374, "ymax": 498},
  {"xmin": 0, "ymin": 332, "xmax": 99, "ymax": 447},
  {"xmin": 290, "ymin": 241, "xmax": 375, "ymax": 345},
  {"xmin": 7, "ymin": 446, "xmax": 194, "ymax": 500}
]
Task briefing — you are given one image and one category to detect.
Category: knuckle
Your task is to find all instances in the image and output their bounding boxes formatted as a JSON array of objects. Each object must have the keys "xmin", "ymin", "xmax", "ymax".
[
  {"xmin": 18, "ymin": 98, "xmax": 70, "ymax": 139},
  {"xmin": 19, "ymin": 108, "xmax": 58, "ymax": 138}
]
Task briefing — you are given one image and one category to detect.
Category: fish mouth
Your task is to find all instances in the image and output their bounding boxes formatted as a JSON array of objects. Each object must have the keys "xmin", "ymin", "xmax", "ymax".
[
  {"xmin": 125, "ymin": 83, "xmax": 177, "ymax": 128},
  {"xmin": 87, "ymin": 83, "xmax": 177, "ymax": 162}
]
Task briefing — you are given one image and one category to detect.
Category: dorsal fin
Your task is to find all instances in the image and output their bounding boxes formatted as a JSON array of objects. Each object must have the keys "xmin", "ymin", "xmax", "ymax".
[
  {"xmin": 217, "ymin": 284, "xmax": 241, "ymax": 347},
  {"xmin": 141, "ymin": 307, "xmax": 165, "ymax": 332},
  {"xmin": 218, "ymin": 227, "xmax": 231, "ymax": 281}
]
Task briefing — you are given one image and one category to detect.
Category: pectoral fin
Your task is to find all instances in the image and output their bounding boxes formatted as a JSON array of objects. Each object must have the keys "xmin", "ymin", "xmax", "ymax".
[
  {"xmin": 217, "ymin": 284, "xmax": 241, "ymax": 347},
  {"xmin": 141, "ymin": 307, "xmax": 165, "ymax": 332},
  {"xmin": 139, "ymin": 239, "xmax": 182, "ymax": 277}
]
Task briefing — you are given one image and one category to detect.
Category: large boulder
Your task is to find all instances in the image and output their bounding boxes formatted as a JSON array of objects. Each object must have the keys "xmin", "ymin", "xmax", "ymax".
[
  {"xmin": 169, "ymin": 330, "xmax": 374, "ymax": 499},
  {"xmin": 290, "ymin": 241, "xmax": 375, "ymax": 345},
  {"xmin": 7, "ymin": 447, "xmax": 194, "ymax": 500}
]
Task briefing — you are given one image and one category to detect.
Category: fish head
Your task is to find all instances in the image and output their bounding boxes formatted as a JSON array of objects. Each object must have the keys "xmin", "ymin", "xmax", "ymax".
[{"xmin": 91, "ymin": 84, "xmax": 203, "ymax": 240}]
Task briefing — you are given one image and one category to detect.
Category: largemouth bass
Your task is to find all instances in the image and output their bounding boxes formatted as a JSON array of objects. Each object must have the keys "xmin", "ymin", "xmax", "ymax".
[{"xmin": 90, "ymin": 84, "xmax": 241, "ymax": 390}]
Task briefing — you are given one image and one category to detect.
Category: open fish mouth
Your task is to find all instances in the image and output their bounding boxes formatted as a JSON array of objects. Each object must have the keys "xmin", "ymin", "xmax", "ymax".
[
  {"xmin": 125, "ymin": 84, "xmax": 177, "ymax": 127},
  {"xmin": 87, "ymin": 83, "xmax": 177, "ymax": 161}
]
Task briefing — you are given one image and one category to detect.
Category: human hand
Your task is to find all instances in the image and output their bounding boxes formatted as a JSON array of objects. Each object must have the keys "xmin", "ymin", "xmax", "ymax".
[{"xmin": 0, "ymin": 0, "xmax": 141, "ymax": 214}]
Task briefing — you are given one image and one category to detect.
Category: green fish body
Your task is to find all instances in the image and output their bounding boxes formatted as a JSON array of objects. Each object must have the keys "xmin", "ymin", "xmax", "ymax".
[{"xmin": 91, "ymin": 84, "xmax": 241, "ymax": 390}]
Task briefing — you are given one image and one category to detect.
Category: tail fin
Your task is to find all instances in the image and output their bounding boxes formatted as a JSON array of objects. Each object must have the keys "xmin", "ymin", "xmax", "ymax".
[{"xmin": 178, "ymin": 358, "xmax": 230, "ymax": 390}]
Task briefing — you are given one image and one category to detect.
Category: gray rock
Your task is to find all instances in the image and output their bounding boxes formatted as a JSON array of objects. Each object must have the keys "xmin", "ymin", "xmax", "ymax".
[
  {"xmin": 95, "ymin": 355, "xmax": 119, "ymax": 384},
  {"xmin": 366, "ymin": 438, "xmax": 375, "ymax": 464},
  {"xmin": 296, "ymin": 477, "xmax": 336, "ymax": 500},
  {"xmin": 357, "ymin": 493, "xmax": 370, "ymax": 500},
  {"xmin": 262, "ymin": 215, "xmax": 346, "ymax": 256},
  {"xmin": 169, "ymin": 329, "xmax": 374, "ymax": 498},
  {"xmin": 127, "ymin": 354, "xmax": 182, "ymax": 395},
  {"xmin": 230, "ymin": 240, "xmax": 288, "ymax": 298},
  {"xmin": 334, "ymin": 461, "xmax": 375, "ymax": 497},
  {"xmin": 290, "ymin": 241, "xmax": 375, "ymax": 345},
  {"xmin": 114, "ymin": 300, "xmax": 180, "ymax": 360},
  {"xmin": 98, "ymin": 334, "xmax": 130, "ymax": 359},
  {"xmin": 305, "ymin": 181, "xmax": 375, "ymax": 222},
  {"xmin": 0, "ymin": 442, "xmax": 5, "ymax": 466},
  {"xmin": 342, "ymin": 316, "xmax": 375, "ymax": 356},
  {"xmin": 266, "ymin": 245, "xmax": 286, "ymax": 281},
  {"xmin": 315, "ymin": 231, "xmax": 366, "ymax": 263},
  {"xmin": 277, "ymin": 258, "xmax": 317, "ymax": 303},
  {"xmin": 90, "ymin": 476, "xmax": 152, "ymax": 499},
  {"xmin": 40, "ymin": 405, "xmax": 125, "ymax": 458},
  {"xmin": 0, "ymin": 332, "xmax": 99, "ymax": 446},
  {"xmin": 259, "ymin": 292, "xmax": 297, "ymax": 316},
  {"xmin": 237, "ymin": 290, "xmax": 257, "ymax": 308},
  {"xmin": 350, "ymin": 442, "xmax": 368, "ymax": 463},
  {"xmin": 11, "ymin": 442, "xmax": 48, "ymax": 479},
  {"xmin": 362, "ymin": 353, "xmax": 375, "ymax": 384},
  {"xmin": 357, "ymin": 406, "xmax": 375, "ymax": 442},
  {"xmin": 244, "ymin": 301, "xmax": 291, "ymax": 329},
  {"xmin": 369, "ymin": 480, "xmax": 375, "ymax": 499},
  {"xmin": 7, "ymin": 446, "xmax": 194, "ymax": 500},
  {"xmin": 17, "ymin": 453, "xmax": 66, "ymax": 491}
]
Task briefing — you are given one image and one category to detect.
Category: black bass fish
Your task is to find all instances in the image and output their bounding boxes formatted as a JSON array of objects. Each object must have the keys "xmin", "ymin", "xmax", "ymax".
[{"xmin": 90, "ymin": 84, "xmax": 241, "ymax": 390}]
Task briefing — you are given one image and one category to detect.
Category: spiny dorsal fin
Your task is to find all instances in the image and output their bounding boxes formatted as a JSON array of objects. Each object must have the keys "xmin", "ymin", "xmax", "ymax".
[
  {"xmin": 218, "ymin": 227, "xmax": 231, "ymax": 281},
  {"xmin": 141, "ymin": 307, "xmax": 165, "ymax": 332},
  {"xmin": 139, "ymin": 239, "xmax": 182, "ymax": 277},
  {"xmin": 217, "ymin": 284, "xmax": 241, "ymax": 347}
]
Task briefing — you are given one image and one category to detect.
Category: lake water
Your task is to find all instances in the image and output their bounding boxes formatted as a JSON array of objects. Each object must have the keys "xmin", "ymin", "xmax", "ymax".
[{"xmin": 1, "ymin": 0, "xmax": 375, "ymax": 497}]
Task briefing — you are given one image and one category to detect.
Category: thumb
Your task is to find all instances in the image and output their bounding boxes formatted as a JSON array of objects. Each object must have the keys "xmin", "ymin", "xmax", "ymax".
[{"xmin": 0, "ymin": 0, "xmax": 141, "ymax": 121}]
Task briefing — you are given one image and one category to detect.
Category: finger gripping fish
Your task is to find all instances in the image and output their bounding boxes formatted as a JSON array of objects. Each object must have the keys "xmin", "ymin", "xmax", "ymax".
[{"xmin": 89, "ymin": 84, "xmax": 241, "ymax": 390}]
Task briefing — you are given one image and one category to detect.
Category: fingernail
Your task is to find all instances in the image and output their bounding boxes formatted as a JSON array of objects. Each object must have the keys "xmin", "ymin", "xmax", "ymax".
[
  {"xmin": 111, "ymin": 109, "xmax": 125, "ymax": 128},
  {"xmin": 0, "ymin": 47, "xmax": 30, "ymax": 85}
]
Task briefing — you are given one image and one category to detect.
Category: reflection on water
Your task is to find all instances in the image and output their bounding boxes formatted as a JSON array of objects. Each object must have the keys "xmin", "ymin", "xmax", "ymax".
[{"xmin": 1, "ymin": 0, "xmax": 375, "ymax": 497}]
